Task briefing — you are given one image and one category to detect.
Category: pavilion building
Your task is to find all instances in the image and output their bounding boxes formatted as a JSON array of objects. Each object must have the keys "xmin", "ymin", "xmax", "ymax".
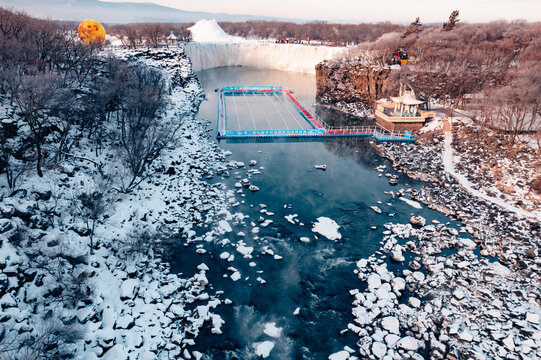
[
  {"xmin": 166, "ymin": 31, "xmax": 180, "ymax": 47},
  {"xmin": 375, "ymin": 89, "xmax": 436, "ymax": 131}
]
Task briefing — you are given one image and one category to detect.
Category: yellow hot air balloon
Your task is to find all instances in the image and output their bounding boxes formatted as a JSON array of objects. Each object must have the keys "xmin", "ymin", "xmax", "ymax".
[{"xmin": 78, "ymin": 19, "xmax": 106, "ymax": 45}]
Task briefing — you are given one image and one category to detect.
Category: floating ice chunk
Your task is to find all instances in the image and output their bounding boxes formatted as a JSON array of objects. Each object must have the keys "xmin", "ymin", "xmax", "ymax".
[
  {"xmin": 293, "ymin": 307, "xmax": 300, "ymax": 315},
  {"xmin": 299, "ymin": 237, "xmax": 310, "ymax": 243},
  {"xmin": 253, "ymin": 341, "xmax": 274, "ymax": 358},
  {"xmin": 261, "ymin": 219, "xmax": 273, "ymax": 227},
  {"xmin": 312, "ymin": 217, "xmax": 342, "ymax": 240},
  {"xmin": 285, "ymin": 214, "xmax": 298, "ymax": 224},
  {"xmin": 218, "ymin": 220, "xmax": 232, "ymax": 233},
  {"xmin": 328, "ymin": 350, "xmax": 350, "ymax": 360},
  {"xmin": 230, "ymin": 272, "xmax": 241, "ymax": 281},
  {"xmin": 236, "ymin": 245, "xmax": 254, "ymax": 257},
  {"xmin": 197, "ymin": 263, "xmax": 209, "ymax": 272},
  {"xmin": 211, "ymin": 314, "xmax": 225, "ymax": 334},
  {"xmin": 219, "ymin": 252, "xmax": 230, "ymax": 259},
  {"xmin": 370, "ymin": 206, "xmax": 382, "ymax": 214},
  {"xmin": 399, "ymin": 197, "xmax": 423, "ymax": 209},
  {"xmin": 263, "ymin": 322, "xmax": 283, "ymax": 338}
]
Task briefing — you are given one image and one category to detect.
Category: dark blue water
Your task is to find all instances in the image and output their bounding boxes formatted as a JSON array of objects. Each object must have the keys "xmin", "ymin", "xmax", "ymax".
[{"xmin": 167, "ymin": 67, "xmax": 461, "ymax": 359}]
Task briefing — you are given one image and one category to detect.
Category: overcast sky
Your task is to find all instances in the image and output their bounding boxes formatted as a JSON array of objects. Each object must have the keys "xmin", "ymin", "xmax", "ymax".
[{"xmin": 102, "ymin": 0, "xmax": 541, "ymax": 23}]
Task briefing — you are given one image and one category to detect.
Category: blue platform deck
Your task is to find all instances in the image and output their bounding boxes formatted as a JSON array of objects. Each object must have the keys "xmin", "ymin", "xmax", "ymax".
[{"xmin": 216, "ymin": 86, "xmax": 416, "ymax": 142}]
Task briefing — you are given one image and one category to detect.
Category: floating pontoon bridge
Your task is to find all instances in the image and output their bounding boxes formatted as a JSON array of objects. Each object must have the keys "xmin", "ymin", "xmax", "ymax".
[{"xmin": 216, "ymin": 86, "xmax": 416, "ymax": 142}]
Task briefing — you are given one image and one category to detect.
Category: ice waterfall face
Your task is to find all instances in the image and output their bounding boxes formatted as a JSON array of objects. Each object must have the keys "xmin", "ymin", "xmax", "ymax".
[{"xmin": 184, "ymin": 42, "xmax": 347, "ymax": 74}]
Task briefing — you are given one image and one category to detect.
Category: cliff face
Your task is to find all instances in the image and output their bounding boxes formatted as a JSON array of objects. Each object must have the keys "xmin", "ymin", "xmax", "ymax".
[{"xmin": 315, "ymin": 60, "xmax": 391, "ymax": 107}]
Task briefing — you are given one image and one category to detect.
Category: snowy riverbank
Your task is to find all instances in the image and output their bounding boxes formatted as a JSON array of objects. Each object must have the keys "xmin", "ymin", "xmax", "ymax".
[
  {"xmin": 0, "ymin": 48, "xmax": 232, "ymax": 359},
  {"xmin": 333, "ymin": 119, "xmax": 541, "ymax": 359}
]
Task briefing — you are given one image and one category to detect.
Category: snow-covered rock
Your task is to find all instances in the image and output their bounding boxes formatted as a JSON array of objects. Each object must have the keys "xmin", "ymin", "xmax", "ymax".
[
  {"xmin": 381, "ymin": 316, "xmax": 400, "ymax": 334},
  {"xmin": 120, "ymin": 279, "xmax": 139, "ymax": 300}
]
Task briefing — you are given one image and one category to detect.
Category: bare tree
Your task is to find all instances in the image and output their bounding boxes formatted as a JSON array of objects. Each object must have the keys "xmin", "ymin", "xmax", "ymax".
[
  {"xmin": 482, "ymin": 62, "xmax": 541, "ymax": 146},
  {"xmin": 72, "ymin": 177, "xmax": 113, "ymax": 255},
  {"xmin": 114, "ymin": 64, "xmax": 177, "ymax": 191},
  {"xmin": 54, "ymin": 31, "xmax": 100, "ymax": 86},
  {"xmin": 10, "ymin": 72, "xmax": 66, "ymax": 177},
  {"xmin": 0, "ymin": 140, "xmax": 31, "ymax": 193},
  {"xmin": 141, "ymin": 23, "xmax": 165, "ymax": 48},
  {"xmin": 76, "ymin": 191, "xmax": 108, "ymax": 255},
  {"xmin": 122, "ymin": 25, "xmax": 141, "ymax": 49}
]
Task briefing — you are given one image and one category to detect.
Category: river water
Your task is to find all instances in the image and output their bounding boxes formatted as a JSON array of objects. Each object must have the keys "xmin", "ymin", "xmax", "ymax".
[{"xmin": 167, "ymin": 67, "xmax": 459, "ymax": 359}]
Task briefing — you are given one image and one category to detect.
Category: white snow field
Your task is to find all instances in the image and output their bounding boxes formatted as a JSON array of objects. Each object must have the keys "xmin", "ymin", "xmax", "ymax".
[
  {"xmin": 188, "ymin": 19, "xmax": 245, "ymax": 43},
  {"xmin": 185, "ymin": 19, "xmax": 347, "ymax": 74}
]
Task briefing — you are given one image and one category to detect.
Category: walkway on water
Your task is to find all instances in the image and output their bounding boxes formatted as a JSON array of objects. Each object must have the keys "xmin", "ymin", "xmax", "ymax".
[{"xmin": 216, "ymin": 86, "xmax": 416, "ymax": 142}]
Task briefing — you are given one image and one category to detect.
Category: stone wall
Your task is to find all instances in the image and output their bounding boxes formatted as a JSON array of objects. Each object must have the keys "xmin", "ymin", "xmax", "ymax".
[{"xmin": 315, "ymin": 60, "xmax": 391, "ymax": 108}]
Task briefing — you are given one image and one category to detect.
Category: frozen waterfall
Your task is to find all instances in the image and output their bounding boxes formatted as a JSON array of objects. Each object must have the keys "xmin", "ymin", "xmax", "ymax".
[{"xmin": 184, "ymin": 42, "xmax": 347, "ymax": 74}]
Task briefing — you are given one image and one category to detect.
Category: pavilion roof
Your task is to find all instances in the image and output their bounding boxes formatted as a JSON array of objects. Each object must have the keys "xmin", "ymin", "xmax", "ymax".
[
  {"xmin": 391, "ymin": 92, "xmax": 424, "ymax": 105},
  {"xmin": 166, "ymin": 32, "xmax": 179, "ymax": 40}
]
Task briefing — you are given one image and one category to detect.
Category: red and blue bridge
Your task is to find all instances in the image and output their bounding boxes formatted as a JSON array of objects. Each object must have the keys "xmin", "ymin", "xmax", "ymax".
[{"xmin": 216, "ymin": 86, "xmax": 415, "ymax": 142}]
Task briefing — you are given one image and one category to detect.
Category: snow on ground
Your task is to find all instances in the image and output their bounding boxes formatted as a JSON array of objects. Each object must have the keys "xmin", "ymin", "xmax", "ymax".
[
  {"xmin": 106, "ymin": 34, "xmax": 124, "ymax": 46},
  {"xmin": 418, "ymin": 117, "xmax": 443, "ymax": 134},
  {"xmin": 518, "ymin": 133, "xmax": 540, "ymax": 151},
  {"xmin": 312, "ymin": 217, "xmax": 342, "ymax": 240},
  {"xmin": 0, "ymin": 47, "xmax": 232, "ymax": 359},
  {"xmin": 188, "ymin": 19, "xmax": 245, "ymax": 43},
  {"xmin": 443, "ymin": 128, "xmax": 541, "ymax": 221}
]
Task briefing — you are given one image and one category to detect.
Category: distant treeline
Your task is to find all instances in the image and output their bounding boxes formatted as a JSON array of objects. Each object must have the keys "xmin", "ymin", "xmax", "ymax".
[
  {"xmin": 107, "ymin": 21, "xmax": 404, "ymax": 46},
  {"xmin": 219, "ymin": 21, "xmax": 403, "ymax": 44},
  {"xmin": 108, "ymin": 23, "xmax": 192, "ymax": 48}
]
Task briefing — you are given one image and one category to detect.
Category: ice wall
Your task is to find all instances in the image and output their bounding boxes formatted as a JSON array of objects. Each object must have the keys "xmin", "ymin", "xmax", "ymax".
[{"xmin": 185, "ymin": 42, "xmax": 347, "ymax": 74}]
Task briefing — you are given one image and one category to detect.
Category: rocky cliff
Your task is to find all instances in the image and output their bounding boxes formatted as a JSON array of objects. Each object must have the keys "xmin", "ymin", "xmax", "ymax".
[{"xmin": 315, "ymin": 60, "xmax": 391, "ymax": 108}]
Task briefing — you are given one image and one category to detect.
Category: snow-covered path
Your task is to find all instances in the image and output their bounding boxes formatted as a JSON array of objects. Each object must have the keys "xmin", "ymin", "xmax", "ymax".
[{"xmin": 442, "ymin": 126, "xmax": 541, "ymax": 222}]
